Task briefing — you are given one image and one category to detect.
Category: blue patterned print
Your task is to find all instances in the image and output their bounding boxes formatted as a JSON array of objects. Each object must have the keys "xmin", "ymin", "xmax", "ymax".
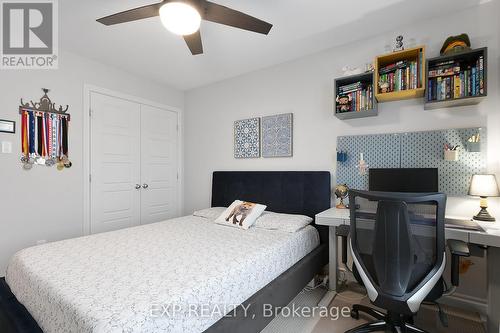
[
  {"xmin": 262, "ymin": 113, "xmax": 293, "ymax": 158},
  {"xmin": 234, "ymin": 117, "xmax": 260, "ymax": 158}
]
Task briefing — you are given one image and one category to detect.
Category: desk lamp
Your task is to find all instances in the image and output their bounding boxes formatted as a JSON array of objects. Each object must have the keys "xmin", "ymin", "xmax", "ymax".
[{"xmin": 469, "ymin": 174, "xmax": 500, "ymax": 222}]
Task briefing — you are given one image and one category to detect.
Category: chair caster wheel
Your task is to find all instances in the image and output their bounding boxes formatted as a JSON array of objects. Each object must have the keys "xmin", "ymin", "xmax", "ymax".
[{"xmin": 351, "ymin": 309, "xmax": 359, "ymax": 320}]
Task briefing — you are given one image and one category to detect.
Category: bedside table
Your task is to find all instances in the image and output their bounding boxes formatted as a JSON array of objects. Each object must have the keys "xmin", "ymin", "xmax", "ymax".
[{"xmin": 315, "ymin": 207, "xmax": 349, "ymax": 293}]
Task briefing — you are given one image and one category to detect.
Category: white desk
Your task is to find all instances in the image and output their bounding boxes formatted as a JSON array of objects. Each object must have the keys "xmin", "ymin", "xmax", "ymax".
[{"xmin": 316, "ymin": 207, "xmax": 500, "ymax": 333}]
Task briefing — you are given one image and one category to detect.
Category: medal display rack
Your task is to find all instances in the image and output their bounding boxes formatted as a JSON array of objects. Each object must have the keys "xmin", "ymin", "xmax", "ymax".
[{"xmin": 19, "ymin": 88, "xmax": 72, "ymax": 171}]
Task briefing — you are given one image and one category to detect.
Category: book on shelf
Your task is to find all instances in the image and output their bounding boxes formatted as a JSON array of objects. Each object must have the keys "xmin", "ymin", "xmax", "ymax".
[
  {"xmin": 338, "ymin": 82, "xmax": 362, "ymax": 94},
  {"xmin": 427, "ymin": 55, "xmax": 484, "ymax": 101},
  {"xmin": 336, "ymin": 81, "xmax": 373, "ymax": 113},
  {"xmin": 378, "ymin": 59, "xmax": 420, "ymax": 93}
]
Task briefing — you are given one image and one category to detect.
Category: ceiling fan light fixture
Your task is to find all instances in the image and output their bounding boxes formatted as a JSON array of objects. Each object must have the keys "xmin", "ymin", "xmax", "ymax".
[{"xmin": 159, "ymin": 2, "xmax": 201, "ymax": 36}]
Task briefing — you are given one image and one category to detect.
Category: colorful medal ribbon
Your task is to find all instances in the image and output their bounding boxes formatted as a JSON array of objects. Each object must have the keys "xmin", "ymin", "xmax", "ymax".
[
  {"xmin": 51, "ymin": 114, "xmax": 57, "ymax": 161},
  {"xmin": 21, "ymin": 110, "xmax": 27, "ymax": 158},
  {"xmin": 62, "ymin": 117, "xmax": 68, "ymax": 156},
  {"xmin": 28, "ymin": 111, "xmax": 35, "ymax": 155},
  {"xmin": 44, "ymin": 113, "xmax": 49, "ymax": 157},
  {"xmin": 47, "ymin": 114, "xmax": 52, "ymax": 159},
  {"xmin": 41, "ymin": 113, "xmax": 46, "ymax": 158},
  {"xmin": 37, "ymin": 113, "xmax": 43, "ymax": 157},
  {"xmin": 58, "ymin": 115, "xmax": 62, "ymax": 159},
  {"xmin": 61, "ymin": 116, "xmax": 71, "ymax": 168}
]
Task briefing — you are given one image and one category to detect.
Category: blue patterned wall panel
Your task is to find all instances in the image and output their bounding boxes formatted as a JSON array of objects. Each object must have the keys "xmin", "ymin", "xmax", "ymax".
[
  {"xmin": 401, "ymin": 128, "xmax": 486, "ymax": 196},
  {"xmin": 234, "ymin": 118, "xmax": 260, "ymax": 158},
  {"xmin": 336, "ymin": 128, "xmax": 486, "ymax": 196},
  {"xmin": 261, "ymin": 113, "xmax": 293, "ymax": 157},
  {"xmin": 337, "ymin": 134, "xmax": 401, "ymax": 190}
]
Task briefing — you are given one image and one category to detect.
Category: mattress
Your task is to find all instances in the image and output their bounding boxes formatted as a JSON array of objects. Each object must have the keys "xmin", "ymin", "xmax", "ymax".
[{"xmin": 6, "ymin": 215, "xmax": 319, "ymax": 333}]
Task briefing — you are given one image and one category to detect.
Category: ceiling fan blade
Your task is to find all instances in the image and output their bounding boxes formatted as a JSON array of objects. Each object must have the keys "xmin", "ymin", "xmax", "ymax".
[
  {"xmin": 97, "ymin": 2, "xmax": 163, "ymax": 26},
  {"xmin": 183, "ymin": 30, "xmax": 203, "ymax": 55},
  {"xmin": 203, "ymin": 1, "xmax": 272, "ymax": 35}
]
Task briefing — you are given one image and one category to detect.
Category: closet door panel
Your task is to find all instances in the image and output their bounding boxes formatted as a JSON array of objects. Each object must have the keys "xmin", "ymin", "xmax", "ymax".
[
  {"xmin": 90, "ymin": 92, "xmax": 141, "ymax": 233},
  {"xmin": 140, "ymin": 105, "xmax": 178, "ymax": 224}
]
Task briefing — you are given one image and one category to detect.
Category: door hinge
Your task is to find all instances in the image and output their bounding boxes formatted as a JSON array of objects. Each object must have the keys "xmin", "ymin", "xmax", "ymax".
[
  {"xmin": 89, "ymin": 174, "xmax": 92, "ymax": 182},
  {"xmin": 177, "ymin": 172, "xmax": 179, "ymax": 180},
  {"xmin": 176, "ymin": 124, "xmax": 179, "ymax": 132},
  {"xmin": 89, "ymin": 108, "xmax": 92, "ymax": 117}
]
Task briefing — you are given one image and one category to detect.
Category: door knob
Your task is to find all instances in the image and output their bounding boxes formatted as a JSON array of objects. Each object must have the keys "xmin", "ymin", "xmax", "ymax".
[
  {"xmin": 135, "ymin": 184, "xmax": 141, "ymax": 190},
  {"xmin": 142, "ymin": 183, "xmax": 149, "ymax": 189}
]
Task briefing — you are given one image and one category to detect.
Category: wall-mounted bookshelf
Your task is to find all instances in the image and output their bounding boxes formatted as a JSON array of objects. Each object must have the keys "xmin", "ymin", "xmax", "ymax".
[
  {"xmin": 374, "ymin": 46, "xmax": 425, "ymax": 102},
  {"xmin": 424, "ymin": 47, "xmax": 487, "ymax": 110},
  {"xmin": 334, "ymin": 72, "xmax": 377, "ymax": 120}
]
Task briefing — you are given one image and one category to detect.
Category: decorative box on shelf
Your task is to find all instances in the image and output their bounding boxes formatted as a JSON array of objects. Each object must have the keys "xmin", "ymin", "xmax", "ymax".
[
  {"xmin": 374, "ymin": 46, "xmax": 426, "ymax": 103},
  {"xmin": 425, "ymin": 47, "xmax": 487, "ymax": 110},
  {"xmin": 334, "ymin": 72, "xmax": 377, "ymax": 120}
]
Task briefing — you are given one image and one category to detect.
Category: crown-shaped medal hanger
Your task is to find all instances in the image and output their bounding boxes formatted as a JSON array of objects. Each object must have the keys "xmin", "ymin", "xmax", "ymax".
[
  {"xmin": 19, "ymin": 88, "xmax": 70, "ymax": 117},
  {"xmin": 19, "ymin": 88, "xmax": 72, "ymax": 170}
]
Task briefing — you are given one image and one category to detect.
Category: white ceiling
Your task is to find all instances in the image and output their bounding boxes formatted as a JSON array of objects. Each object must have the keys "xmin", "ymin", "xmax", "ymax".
[{"xmin": 60, "ymin": 0, "xmax": 482, "ymax": 90}]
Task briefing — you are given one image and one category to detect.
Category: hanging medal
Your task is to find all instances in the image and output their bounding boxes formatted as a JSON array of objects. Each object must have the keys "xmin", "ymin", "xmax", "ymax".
[
  {"xmin": 41, "ymin": 113, "xmax": 48, "ymax": 164},
  {"xmin": 56, "ymin": 115, "xmax": 64, "ymax": 171},
  {"xmin": 28, "ymin": 111, "xmax": 36, "ymax": 164},
  {"xmin": 51, "ymin": 114, "xmax": 57, "ymax": 166},
  {"xmin": 20, "ymin": 110, "xmax": 28, "ymax": 166},
  {"xmin": 61, "ymin": 116, "xmax": 71, "ymax": 168},
  {"xmin": 22, "ymin": 110, "xmax": 34, "ymax": 170},
  {"xmin": 46, "ymin": 114, "xmax": 52, "ymax": 166},
  {"xmin": 35, "ymin": 113, "xmax": 45, "ymax": 165}
]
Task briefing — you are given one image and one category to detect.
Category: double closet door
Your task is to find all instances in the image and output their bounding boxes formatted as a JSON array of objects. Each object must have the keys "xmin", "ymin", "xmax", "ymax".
[{"xmin": 90, "ymin": 92, "xmax": 178, "ymax": 234}]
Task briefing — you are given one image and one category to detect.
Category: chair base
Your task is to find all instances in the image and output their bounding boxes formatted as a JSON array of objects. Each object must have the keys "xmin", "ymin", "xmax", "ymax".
[{"xmin": 345, "ymin": 304, "xmax": 429, "ymax": 333}]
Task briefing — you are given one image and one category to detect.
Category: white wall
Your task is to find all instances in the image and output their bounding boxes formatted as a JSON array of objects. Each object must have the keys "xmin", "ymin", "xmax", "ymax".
[
  {"xmin": 184, "ymin": 2, "xmax": 500, "ymax": 218},
  {"xmin": 0, "ymin": 50, "xmax": 184, "ymax": 274}
]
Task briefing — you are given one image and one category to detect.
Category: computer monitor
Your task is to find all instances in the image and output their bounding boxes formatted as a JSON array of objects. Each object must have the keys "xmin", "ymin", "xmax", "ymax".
[{"xmin": 369, "ymin": 168, "xmax": 438, "ymax": 193}]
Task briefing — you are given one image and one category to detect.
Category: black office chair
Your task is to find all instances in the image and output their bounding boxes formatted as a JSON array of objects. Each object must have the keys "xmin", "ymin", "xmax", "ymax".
[{"xmin": 343, "ymin": 190, "xmax": 470, "ymax": 333}]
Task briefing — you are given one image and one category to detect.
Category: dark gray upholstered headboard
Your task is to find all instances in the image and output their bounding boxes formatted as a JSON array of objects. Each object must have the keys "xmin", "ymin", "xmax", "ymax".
[{"xmin": 211, "ymin": 171, "xmax": 331, "ymax": 244}]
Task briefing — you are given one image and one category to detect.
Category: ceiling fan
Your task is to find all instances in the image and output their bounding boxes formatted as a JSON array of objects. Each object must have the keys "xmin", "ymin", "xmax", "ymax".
[{"xmin": 97, "ymin": 0, "xmax": 273, "ymax": 55}]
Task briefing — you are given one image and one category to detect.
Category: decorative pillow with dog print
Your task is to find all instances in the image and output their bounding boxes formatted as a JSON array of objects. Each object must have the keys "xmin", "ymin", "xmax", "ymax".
[{"xmin": 215, "ymin": 200, "xmax": 266, "ymax": 230}]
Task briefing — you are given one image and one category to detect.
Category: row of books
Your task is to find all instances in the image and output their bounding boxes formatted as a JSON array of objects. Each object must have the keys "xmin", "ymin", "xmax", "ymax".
[
  {"xmin": 427, "ymin": 56, "xmax": 484, "ymax": 101},
  {"xmin": 336, "ymin": 82, "xmax": 373, "ymax": 113},
  {"xmin": 378, "ymin": 60, "xmax": 420, "ymax": 93},
  {"xmin": 335, "ymin": 53, "xmax": 485, "ymax": 109}
]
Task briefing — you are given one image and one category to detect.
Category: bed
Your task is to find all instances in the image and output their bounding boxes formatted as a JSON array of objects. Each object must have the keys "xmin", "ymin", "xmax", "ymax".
[{"xmin": 0, "ymin": 171, "xmax": 331, "ymax": 333}]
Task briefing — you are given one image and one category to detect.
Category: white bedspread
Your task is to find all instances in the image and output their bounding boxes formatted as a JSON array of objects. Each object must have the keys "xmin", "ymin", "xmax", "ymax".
[{"xmin": 6, "ymin": 215, "xmax": 319, "ymax": 333}]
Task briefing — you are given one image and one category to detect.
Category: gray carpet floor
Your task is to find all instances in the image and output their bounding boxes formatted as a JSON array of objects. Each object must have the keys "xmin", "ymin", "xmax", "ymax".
[
  {"xmin": 261, "ymin": 287, "xmax": 327, "ymax": 333},
  {"xmin": 262, "ymin": 285, "xmax": 486, "ymax": 333},
  {"xmin": 312, "ymin": 289, "xmax": 486, "ymax": 333}
]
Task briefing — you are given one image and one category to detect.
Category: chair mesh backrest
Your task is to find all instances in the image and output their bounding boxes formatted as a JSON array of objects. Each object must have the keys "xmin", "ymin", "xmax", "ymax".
[{"xmin": 351, "ymin": 191, "xmax": 444, "ymax": 297}]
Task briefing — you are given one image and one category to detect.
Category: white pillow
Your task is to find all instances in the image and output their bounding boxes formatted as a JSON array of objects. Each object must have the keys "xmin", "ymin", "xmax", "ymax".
[
  {"xmin": 254, "ymin": 212, "xmax": 313, "ymax": 233},
  {"xmin": 193, "ymin": 207, "xmax": 226, "ymax": 220},
  {"xmin": 215, "ymin": 200, "xmax": 266, "ymax": 230}
]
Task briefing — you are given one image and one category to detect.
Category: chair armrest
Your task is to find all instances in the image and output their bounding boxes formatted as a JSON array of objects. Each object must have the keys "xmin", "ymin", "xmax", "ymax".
[
  {"xmin": 447, "ymin": 239, "xmax": 470, "ymax": 287},
  {"xmin": 447, "ymin": 239, "xmax": 470, "ymax": 257}
]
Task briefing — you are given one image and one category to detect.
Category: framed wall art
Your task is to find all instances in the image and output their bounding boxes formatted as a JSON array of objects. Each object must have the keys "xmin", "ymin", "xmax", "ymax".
[
  {"xmin": 261, "ymin": 113, "xmax": 293, "ymax": 158},
  {"xmin": 0, "ymin": 119, "xmax": 15, "ymax": 134},
  {"xmin": 234, "ymin": 117, "xmax": 260, "ymax": 158}
]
